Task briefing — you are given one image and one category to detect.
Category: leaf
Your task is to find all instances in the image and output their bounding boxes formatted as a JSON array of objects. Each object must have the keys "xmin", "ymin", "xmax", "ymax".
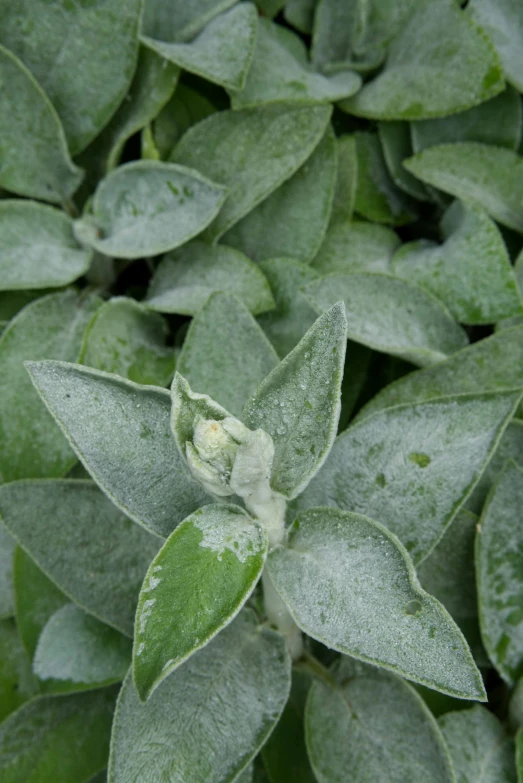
[
  {"xmin": 476, "ymin": 461, "xmax": 523, "ymax": 683},
  {"xmin": 0, "ymin": 480, "xmax": 161, "ymax": 637},
  {"xmin": 392, "ymin": 200, "xmax": 523, "ymax": 324},
  {"xmin": 518, "ymin": 730, "xmax": 523, "ymax": 783},
  {"xmin": 151, "ymin": 84, "xmax": 216, "ymax": 160},
  {"xmin": 34, "ymin": 604, "xmax": 131, "ymax": 694},
  {"xmin": 25, "ymin": 362, "xmax": 209, "ymax": 537},
  {"xmin": 0, "ymin": 290, "xmax": 100, "ymax": 484},
  {"xmin": 0, "ymin": 619, "xmax": 39, "ymax": 724},
  {"xmin": 439, "ymin": 705, "xmax": 517, "ymax": 783},
  {"xmin": 142, "ymin": 4, "xmax": 257, "ymax": 92},
  {"xmin": 0, "ymin": 0, "xmax": 141, "ymax": 154},
  {"xmin": 467, "ymin": 420, "xmax": 523, "ymax": 514},
  {"xmin": 257, "ymin": 258, "xmax": 319, "ymax": 358},
  {"xmin": 109, "ymin": 611, "xmax": 291, "ymax": 783},
  {"xmin": 303, "ymin": 272, "xmax": 468, "ymax": 367},
  {"xmin": 171, "ymin": 104, "xmax": 332, "ymax": 240},
  {"xmin": 330, "ymin": 135, "xmax": 358, "ymax": 224},
  {"xmin": 411, "ymin": 86, "xmax": 522, "ymax": 153},
  {"xmin": 232, "ymin": 18, "xmax": 360, "ymax": 109},
  {"xmin": 284, "ymin": 0, "xmax": 316, "ymax": 35},
  {"xmin": 73, "ymin": 161, "xmax": 226, "ymax": 259},
  {"xmin": 243, "ymin": 302, "xmax": 347, "ymax": 499},
  {"xmin": 378, "ymin": 122, "xmax": 430, "ymax": 201},
  {"xmin": 340, "ymin": 0, "xmax": 504, "ymax": 120},
  {"xmin": 222, "ymin": 127, "xmax": 337, "ymax": 264},
  {"xmin": 133, "ymin": 504, "xmax": 267, "ymax": 700},
  {"xmin": 305, "ymin": 658, "xmax": 455, "ymax": 783},
  {"xmin": 0, "ymin": 523, "xmax": 15, "ymax": 619},
  {"xmin": 311, "ymin": 219, "xmax": 400, "ymax": 275},
  {"xmin": 142, "ymin": 0, "xmax": 239, "ymax": 43},
  {"xmin": 0, "ymin": 46, "xmax": 83, "ymax": 203},
  {"xmin": 469, "ymin": 0, "xmax": 523, "ymax": 92},
  {"xmin": 178, "ymin": 292, "xmax": 279, "ymax": 418},
  {"xmin": 79, "ymin": 298, "xmax": 175, "ymax": 387},
  {"xmin": 145, "ymin": 241, "xmax": 275, "ymax": 316},
  {"xmin": 295, "ymin": 390, "xmax": 521, "ymax": 563},
  {"xmin": 0, "ymin": 688, "xmax": 117, "ymax": 783},
  {"xmin": 404, "ymin": 143, "xmax": 523, "ymax": 233},
  {"xmin": 0, "ymin": 201, "xmax": 92, "ymax": 291}
]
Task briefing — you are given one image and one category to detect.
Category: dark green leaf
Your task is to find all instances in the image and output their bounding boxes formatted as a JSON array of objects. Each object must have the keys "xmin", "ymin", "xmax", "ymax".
[
  {"xmin": 143, "ymin": 0, "xmax": 239, "ymax": 43},
  {"xmin": 0, "ymin": 619, "xmax": 39, "ymax": 723},
  {"xmin": 0, "ymin": 522, "xmax": 15, "ymax": 619},
  {"xmin": 312, "ymin": 219, "xmax": 400, "ymax": 275}
]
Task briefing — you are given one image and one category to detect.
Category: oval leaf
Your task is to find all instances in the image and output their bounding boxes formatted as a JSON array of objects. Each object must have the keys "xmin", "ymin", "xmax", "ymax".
[
  {"xmin": 312, "ymin": 219, "xmax": 400, "ymax": 275},
  {"xmin": 143, "ymin": 0, "xmax": 239, "ymax": 43},
  {"xmin": 469, "ymin": 0, "xmax": 523, "ymax": 92}
]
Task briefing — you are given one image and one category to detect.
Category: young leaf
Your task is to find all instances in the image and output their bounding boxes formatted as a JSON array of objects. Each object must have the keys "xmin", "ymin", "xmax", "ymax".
[
  {"xmin": 0, "ymin": 688, "xmax": 118, "ymax": 783},
  {"xmin": 0, "ymin": 201, "xmax": 92, "ymax": 292},
  {"xmin": 268, "ymin": 507, "xmax": 486, "ymax": 700},
  {"xmin": 171, "ymin": 104, "xmax": 332, "ymax": 240},
  {"xmin": 469, "ymin": 0, "xmax": 523, "ymax": 92},
  {"xmin": 177, "ymin": 292, "xmax": 279, "ymax": 417},
  {"xmin": 340, "ymin": 0, "xmax": 504, "ymax": 120},
  {"xmin": 146, "ymin": 241, "xmax": 274, "ymax": 316},
  {"xmin": 243, "ymin": 302, "xmax": 347, "ymax": 499},
  {"xmin": 0, "ymin": 619, "xmax": 39, "ymax": 724},
  {"xmin": 0, "ymin": 0, "xmax": 141, "ymax": 154},
  {"xmin": 142, "ymin": 4, "xmax": 258, "ymax": 92},
  {"xmin": 296, "ymin": 390, "xmax": 521, "ymax": 563},
  {"xmin": 404, "ymin": 143, "xmax": 523, "ymax": 233},
  {"xmin": 222, "ymin": 127, "xmax": 337, "ymax": 264},
  {"xmin": 0, "ymin": 523, "xmax": 15, "ymax": 620},
  {"xmin": 25, "ymin": 362, "xmax": 209, "ymax": 537},
  {"xmin": 378, "ymin": 122, "xmax": 431, "ymax": 201},
  {"xmin": 133, "ymin": 504, "xmax": 267, "ymax": 701},
  {"xmin": 312, "ymin": 220, "xmax": 400, "ymax": 275},
  {"xmin": 303, "ymin": 273, "xmax": 468, "ymax": 367},
  {"xmin": 231, "ymin": 18, "xmax": 360, "ymax": 109},
  {"xmin": 73, "ymin": 161, "xmax": 226, "ymax": 259},
  {"xmin": 143, "ymin": 0, "xmax": 239, "ymax": 43},
  {"xmin": 392, "ymin": 200, "xmax": 523, "ymax": 324},
  {"xmin": 330, "ymin": 135, "xmax": 358, "ymax": 224},
  {"xmin": 151, "ymin": 84, "xmax": 216, "ymax": 160},
  {"xmin": 306, "ymin": 658, "xmax": 455, "ymax": 783},
  {"xmin": 0, "ymin": 46, "xmax": 83, "ymax": 203},
  {"xmin": 0, "ymin": 290, "xmax": 100, "ymax": 484},
  {"xmin": 34, "ymin": 604, "xmax": 132, "ymax": 694},
  {"xmin": 0, "ymin": 480, "xmax": 161, "ymax": 637},
  {"xmin": 476, "ymin": 461, "xmax": 523, "ymax": 684},
  {"xmin": 439, "ymin": 706, "xmax": 517, "ymax": 783},
  {"xmin": 467, "ymin": 420, "xmax": 523, "ymax": 514},
  {"xmin": 79, "ymin": 298, "xmax": 175, "ymax": 387},
  {"xmin": 109, "ymin": 611, "xmax": 291, "ymax": 783}
]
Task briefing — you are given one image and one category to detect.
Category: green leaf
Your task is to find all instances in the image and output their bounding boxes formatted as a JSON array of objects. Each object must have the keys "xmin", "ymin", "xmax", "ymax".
[
  {"xmin": 146, "ymin": 241, "xmax": 275, "ymax": 316},
  {"xmin": 0, "ymin": 688, "xmax": 117, "ymax": 783},
  {"xmin": 305, "ymin": 658, "xmax": 455, "ymax": 783},
  {"xmin": 0, "ymin": 201, "xmax": 92, "ymax": 291},
  {"xmin": 0, "ymin": 522, "xmax": 15, "ymax": 619},
  {"xmin": 378, "ymin": 122, "xmax": 431, "ymax": 201},
  {"xmin": 439, "ymin": 705, "xmax": 517, "ymax": 783},
  {"xmin": 330, "ymin": 135, "xmax": 358, "ymax": 224},
  {"xmin": 178, "ymin": 292, "xmax": 279, "ymax": 418},
  {"xmin": 109, "ymin": 611, "xmax": 291, "ymax": 783},
  {"xmin": 0, "ymin": 46, "xmax": 83, "ymax": 203},
  {"xmin": 411, "ymin": 86, "xmax": 522, "ymax": 153},
  {"xmin": 404, "ymin": 143, "xmax": 523, "ymax": 233},
  {"xmin": 0, "ymin": 619, "xmax": 39, "ymax": 724},
  {"xmin": 13, "ymin": 548, "xmax": 68, "ymax": 660},
  {"xmin": 257, "ymin": 258, "xmax": 319, "ymax": 358},
  {"xmin": 467, "ymin": 420, "xmax": 523, "ymax": 515},
  {"xmin": 0, "ymin": 480, "xmax": 161, "ymax": 637},
  {"xmin": 243, "ymin": 302, "xmax": 347, "ymax": 499},
  {"xmin": 25, "ymin": 362, "xmax": 209, "ymax": 537},
  {"xmin": 295, "ymin": 390, "xmax": 521, "ymax": 563},
  {"xmin": 142, "ymin": 4, "xmax": 257, "ymax": 92},
  {"xmin": 232, "ymin": 18, "xmax": 360, "ymax": 109},
  {"xmin": 303, "ymin": 272, "xmax": 468, "ymax": 367},
  {"xmin": 476, "ymin": 461, "xmax": 523, "ymax": 683},
  {"xmin": 222, "ymin": 127, "xmax": 337, "ymax": 264},
  {"xmin": 340, "ymin": 0, "xmax": 504, "ymax": 120},
  {"xmin": 34, "ymin": 604, "xmax": 131, "ymax": 694},
  {"xmin": 151, "ymin": 84, "xmax": 216, "ymax": 160},
  {"xmin": 143, "ymin": 0, "xmax": 239, "ymax": 43},
  {"xmin": 0, "ymin": 0, "xmax": 141, "ymax": 154},
  {"xmin": 311, "ymin": 219, "xmax": 400, "ymax": 275},
  {"xmin": 284, "ymin": 0, "xmax": 316, "ymax": 35},
  {"xmin": 392, "ymin": 200, "xmax": 523, "ymax": 324},
  {"xmin": 133, "ymin": 504, "xmax": 267, "ymax": 700},
  {"xmin": 0, "ymin": 290, "xmax": 100, "ymax": 484},
  {"xmin": 171, "ymin": 104, "xmax": 332, "ymax": 240},
  {"xmin": 79, "ymin": 298, "xmax": 175, "ymax": 387},
  {"xmin": 518, "ymin": 730, "xmax": 523, "ymax": 783},
  {"xmin": 469, "ymin": 0, "xmax": 523, "ymax": 92},
  {"xmin": 269, "ymin": 506, "xmax": 485, "ymax": 700},
  {"xmin": 73, "ymin": 161, "xmax": 226, "ymax": 259}
]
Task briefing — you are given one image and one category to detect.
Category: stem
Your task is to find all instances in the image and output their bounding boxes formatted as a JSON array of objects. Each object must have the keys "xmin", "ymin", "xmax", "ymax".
[
  {"xmin": 296, "ymin": 651, "xmax": 337, "ymax": 689},
  {"xmin": 262, "ymin": 569, "xmax": 303, "ymax": 660}
]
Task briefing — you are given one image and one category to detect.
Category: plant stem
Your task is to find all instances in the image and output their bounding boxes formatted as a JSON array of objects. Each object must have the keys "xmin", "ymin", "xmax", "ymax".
[{"xmin": 262, "ymin": 568, "xmax": 303, "ymax": 660}]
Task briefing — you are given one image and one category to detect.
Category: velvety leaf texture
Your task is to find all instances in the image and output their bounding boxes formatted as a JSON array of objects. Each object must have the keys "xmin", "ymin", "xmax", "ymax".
[
  {"xmin": 311, "ymin": 220, "xmax": 400, "ymax": 275},
  {"xmin": 142, "ymin": 0, "xmax": 239, "ymax": 43},
  {"xmin": 469, "ymin": 0, "xmax": 523, "ymax": 92},
  {"xmin": 0, "ymin": 619, "xmax": 38, "ymax": 723},
  {"xmin": 0, "ymin": 523, "xmax": 15, "ymax": 620}
]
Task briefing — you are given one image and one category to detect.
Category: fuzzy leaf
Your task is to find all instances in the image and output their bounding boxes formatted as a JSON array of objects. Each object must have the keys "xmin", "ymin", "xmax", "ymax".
[
  {"xmin": 0, "ymin": 523, "xmax": 15, "ymax": 619},
  {"xmin": 143, "ymin": 0, "xmax": 239, "ymax": 42},
  {"xmin": 467, "ymin": 420, "xmax": 523, "ymax": 514},
  {"xmin": 243, "ymin": 302, "xmax": 347, "ymax": 499},
  {"xmin": 330, "ymin": 135, "xmax": 358, "ymax": 223},
  {"xmin": 109, "ymin": 611, "xmax": 290, "ymax": 783},
  {"xmin": 133, "ymin": 504, "xmax": 267, "ymax": 700},
  {"xmin": 0, "ymin": 619, "xmax": 38, "ymax": 724},
  {"xmin": 378, "ymin": 122, "xmax": 430, "ymax": 201},
  {"xmin": 469, "ymin": 0, "xmax": 523, "ymax": 92},
  {"xmin": 312, "ymin": 219, "xmax": 400, "ymax": 275},
  {"xmin": 151, "ymin": 84, "xmax": 216, "ymax": 160},
  {"xmin": 284, "ymin": 0, "xmax": 315, "ymax": 34},
  {"xmin": 25, "ymin": 362, "xmax": 209, "ymax": 537}
]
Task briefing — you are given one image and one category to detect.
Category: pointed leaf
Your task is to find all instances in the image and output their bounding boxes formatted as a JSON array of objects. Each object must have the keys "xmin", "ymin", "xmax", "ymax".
[
  {"xmin": 268, "ymin": 507, "xmax": 485, "ymax": 700},
  {"xmin": 312, "ymin": 219, "xmax": 400, "ymax": 275},
  {"xmin": 243, "ymin": 303, "xmax": 347, "ymax": 499},
  {"xmin": 143, "ymin": 0, "xmax": 239, "ymax": 43},
  {"xmin": 0, "ymin": 619, "xmax": 39, "ymax": 723},
  {"xmin": 378, "ymin": 122, "xmax": 431, "ymax": 201},
  {"xmin": 469, "ymin": 0, "xmax": 523, "ymax": 92}
]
